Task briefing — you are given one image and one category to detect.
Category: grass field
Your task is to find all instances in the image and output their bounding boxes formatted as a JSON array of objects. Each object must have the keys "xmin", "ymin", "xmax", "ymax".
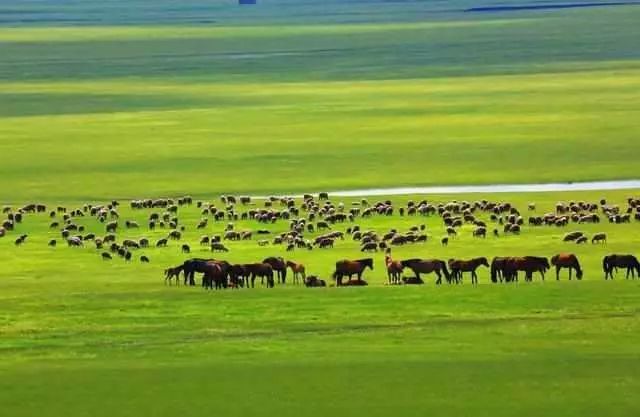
[
  {"xmin": 1, "ymin": 1, "xmax": 640, "ymax": 415},
  {"xmin": 2, "ymin": 190, "xmax": 640, "ymax": 416},
  {"xmin": 1, "ymin": 1, "xmax": 640, "ymax": 200}
]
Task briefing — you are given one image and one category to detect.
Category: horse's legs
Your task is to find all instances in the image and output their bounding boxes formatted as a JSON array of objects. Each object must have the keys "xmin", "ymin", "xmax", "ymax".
[
  {"xmin": 556, "ymin": 266, "xmax": 560, "ymax": 280},
  {"xmin": 569, "ymin": 268, "xmax": 572, "ymax": 281}
]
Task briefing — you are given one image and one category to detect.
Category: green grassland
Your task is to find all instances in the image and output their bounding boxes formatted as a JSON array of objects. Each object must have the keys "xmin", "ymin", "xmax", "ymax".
[
  {"xmin": 1, "ymin": 3, "xmax": 640, "ymax": 200},
  {"xmin": 2, "ymin": 1, "xmax": 640, "ymax": 415},
  {"xmin": 2, "ymin": 190, "xmax": 640, "ymax": 416}
]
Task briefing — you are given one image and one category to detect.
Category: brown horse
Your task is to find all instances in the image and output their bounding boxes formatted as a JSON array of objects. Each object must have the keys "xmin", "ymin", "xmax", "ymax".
[
  {"xmin": 508, "ymin": 256, "xmax": 550, "ymax": 282},
  {"xmin": 202, "ymin": 262, "xmax": 225, "ymax": 290},
  {"xmin": 603, "ymin": 254, "xmax": 640, "ymax": 280},
  {"xmin": 400, "ymin": 259, "xmax": 450, "ymax": 285},
  {"xmin": 230, "ymin": 264, "xmax": 250, "ymax": 287},
  {"xmin": 286, "ymin": 260, "xmax": 306, "ymax": 285},
  {"xmin": 332, "ymin": 258, "xmax": 373, "ymax": 286},
  {"xmin": 385, "ymin": 255, "xmax": 403, "ymax": 285},
  {"xmin": 164, "ymin": 265, "xmax": 183, "ymax": 286},
  {"xmin": 448, "ymin": 257, "xmax": 489, "ymax": 285},
  {"xmin": 244, "ymin": 263, "xmax": 275, "ymax": 288},
  {"xmin": 263, "ymin": 257, "xmax": 287, "ymax": 284},
  {"xmin": 490, "ymin": 257, "xmax": 509, "ymax": 283},
  {"xmin": 551, "ymin": 253, "xmax": 583, "ymax": 280}
]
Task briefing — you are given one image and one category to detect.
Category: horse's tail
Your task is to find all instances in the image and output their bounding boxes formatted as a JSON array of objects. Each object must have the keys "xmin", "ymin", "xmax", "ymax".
[
  {"xmin": 490, "ymin": 260, "xmax": 498, "ymax": 283},
  {"xmin": 574, "ymin": 256, "xmax": 583, "ymax": 279},
  {"xmin": 602, "ymin": 255, "xmax": 609, "ymax": 274},
  {"xmin": 441, "ymin": 261, "xmax": 450, "ymax": 281}
]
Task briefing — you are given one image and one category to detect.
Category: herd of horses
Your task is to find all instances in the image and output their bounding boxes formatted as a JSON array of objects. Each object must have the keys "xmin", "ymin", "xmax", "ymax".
[
  {"xmin": 3, "ymin": 194, "xmax": 640, "ymax": 289},
  {"xmin": 165, "ymin": 252, "xmax": 640, "ymax": 289}
]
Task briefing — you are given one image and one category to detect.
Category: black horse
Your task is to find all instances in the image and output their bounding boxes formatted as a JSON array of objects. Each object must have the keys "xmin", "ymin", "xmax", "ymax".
[
  {"xmin": 603, "ymin": 254, "xmax": 640, "ymax": 279},
  {"xmin": 182, "ymin": 258, "xmax": 215, "ymax": 286}
]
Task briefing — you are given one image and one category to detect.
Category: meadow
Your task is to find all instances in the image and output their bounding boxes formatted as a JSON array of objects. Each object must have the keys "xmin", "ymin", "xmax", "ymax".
[
  {"xmin": 2, "ymin": 190, "xmax": 640, "ymax": 416},
  {"xmin": 1, "ymin": 0, "xmax": 640, "ymax": 415}
]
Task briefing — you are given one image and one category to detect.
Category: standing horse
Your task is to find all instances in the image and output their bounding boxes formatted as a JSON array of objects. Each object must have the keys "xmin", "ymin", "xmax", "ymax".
[
  {"xmin": 182, "ymin": 258, "xmax": 215, "ymax": 286},
  {"xmin": 332, "ymin": 258, "xmax": 373, "ymax": 286},
  {"xmin": 400, "ymin": 259, "xmax": 450, "ymax": 285},
  {"xmin": 385, "ymin": 255, "xmax": 403, "ymax": 285},
  {"xmin": 501, "ymin": 256, "xmax": 549, "ymax": 282},
  {"xmin": 263, "ymin": 257, "xmax": 287, "ymax": 284},
  {"xmin": 286, "ymin": 260, "xmax": 306, "ymax": 285},
  {"xmin": 230, "ymin": 264, "xmax": 250, "ymax": 287},
  {"xmin": 244, "ymin": 263, "xmax": 275, "ymax": 288},
  {"xmin": 551, "ymin": 253, "xmax": 583, "ymax": 280},
  {"xmin": 202, "ymin": 262, "xmax": 225, "ymax": 290},
  {"xmin": 164, "ymin": 265, "xmax": 183, "ymax": 286},
  {"xmin": 602, "ymin": 254, "xmax": 640, "ymax": 280},
  {"xmin": 490, "ymin": 257, "xmax": 509, "ymax": 283},
  {"xmin": 448, "ymin": 257, "xmax": 489, "ymax": 285}
]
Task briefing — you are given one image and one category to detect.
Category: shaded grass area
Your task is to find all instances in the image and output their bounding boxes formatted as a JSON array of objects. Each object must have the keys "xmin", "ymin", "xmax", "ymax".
[{"xmin": 1, "ymin": 68, "xmax": 638, "ymax": 200}]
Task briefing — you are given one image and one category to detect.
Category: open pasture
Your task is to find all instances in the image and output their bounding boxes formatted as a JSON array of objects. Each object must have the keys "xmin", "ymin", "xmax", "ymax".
[
  {"xmin": 1, "ymin": 2, "xmax": 640, "ymax": 200},
  {"xmin": 2, "ymin": 190, "xmax": 640, "ymax": 416}
]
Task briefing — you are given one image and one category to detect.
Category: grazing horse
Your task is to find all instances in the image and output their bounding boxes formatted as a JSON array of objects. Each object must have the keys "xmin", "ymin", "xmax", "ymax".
[
  {"xmin": 263, "ymin": 257, "xmax": 287, "ymax": 284},
  {"xmin": 286, "ymin": 260, "xmax": 306, "ymax": 285},
  {"xmin": 244, "ymin": 263, "xmax": 275, "ymax": 288},
  {"xmin": 332, "ymin": 258, "xmax": 373, "ymax": 286},
  {"xmin": 385, "ymin": 255, "xmax": 403, "ymax": 285},
  {"xmin": 182, "ymin": 258, "xmax": 215, "ymax": 286},
  {"xmin": 551, "ymin": 253, "xmax": 583, "ymax": 280},
  {"xmin": 448, "ymin": 257, "xmax": 489, "ymax": 285},
  {"xmin": 164, "ymin": 265, "xmax": 183, "ymax": 285},
  {"xmin": 490, "ymin": 257, "xmax": 509, "ymax": 283},
  {"xmin": 202, "ymin": 262, "xmax": 226, "ymax": 290},
  {"xmin": 503, "ymin": 256, "xmax": 550, "ymax": 282},
  {"xmin": 400, "ymin": 259, "xmax": 450, "ymax": 285},
  {"xmin": 603, "ymin": 254, "xmax": 640, "ymax": 280},
  {"xmin": 229, "ymin": 264, "xmax": 249, "ymax": 287}
]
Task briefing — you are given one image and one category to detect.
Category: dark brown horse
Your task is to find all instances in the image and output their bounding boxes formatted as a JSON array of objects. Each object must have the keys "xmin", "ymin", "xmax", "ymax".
[
  {"xmin": 263, "ymin": 257, "xmax": 287, "ymax": 284},
  {"xmin": 332, "ymin": 258, "xmax": 373, "ymax": 286},
  {"xmin": 202, "ymin": 262, "xmax": 225, "ymax": 290},
  {"xmin": 490, "ymin": 257, "xmax": 509, "ymax": 283},
  {"xmin": 230, "ymin": 264, "xmax": 250, "ymax": 287},
  {"xmin": 603, "ymin": 254, "xmax": 640, "ymax": 280},
  {"xmin": 182, "ymin": 258, "xmax": 215, "ymax": 286},
  {"xmin": 400, "ymin": 259, "xmax": 450, "ymax": 285},
  {"xmin": 448, "ymin": 257, "xmax": 489, "ymax": 285},
  {"xmin": 244, "ymin": 263, "xmax": 275, "ymax": 288},
  {"xmin": 164, "ymin": 265, "xmax": 183, "ymax": 285},
  {"xmin": 551, "ymin": 253, "xmax": 583, "ymax": 280},
  {"xmin": 505, "ymin": 256, "xmax": 550, "ymax": 282}
]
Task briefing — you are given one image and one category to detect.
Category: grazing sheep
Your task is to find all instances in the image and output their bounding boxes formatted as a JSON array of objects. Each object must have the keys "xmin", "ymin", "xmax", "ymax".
[
  {"xmin": 140, "ymin": 255, "xmax": 150, "ymax": 263},
  {"xmin": 101, "ymin": 252, "xmax": 112, "ymax": 260},
  {"xmin": 181, "ymin": 244, "xmax": 190, "ymax": 254},
  {"xmin": 591, "ymin": 233, "xmax": 607, "ymax": 244},
  {"xmin": 48, "ymin": 239, "xmax": 57, "ymax": 247},
  {"xmin": 441, "ymin": 237, "xmax": 449, "ymax": 246},
  {"xmin": 210, "ymin": 242, "xmax": 229, "ymax": 252}
]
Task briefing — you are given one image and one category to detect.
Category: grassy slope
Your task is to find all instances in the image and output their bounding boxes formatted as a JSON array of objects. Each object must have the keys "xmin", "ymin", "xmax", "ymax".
[
  {"xmin": 1, "ymin": 5, "xmax": 640, "ymax": 200},
  {"xmin": 1, "ymin": 190, "xmax": 640, "ymax": 416}
]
